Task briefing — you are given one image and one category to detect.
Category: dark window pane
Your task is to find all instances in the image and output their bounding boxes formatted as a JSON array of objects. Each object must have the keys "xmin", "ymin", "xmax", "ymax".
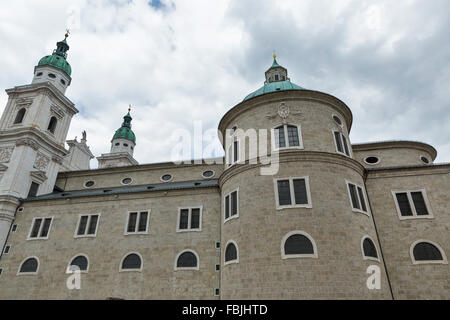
[
  {"xmin": 225, "ymin": 243, "xmax": 238, "ymax": 262},
  {"xmin": 342, "ymin": 135, "xmax": 350, "ymax": 156},
  {"xmin": 287, "ymin": 126, "xmax": 300, "ymax": 147},
  {"xmin": 40, "ymin": 218, "xmax": 52, "ymax": 238},
  {"xmin": 357, "ymin": 187, "xmax": 367, "ymax": 212},
  {"xmin": 70, "ymin": 256, "xmax": 88, "ymax": 271},
  {"xmin": 14, "ymin": 108, "xmax": 26, "ymax": 124},
  {"xmin": 284, "ymin": 234, "xmax": 314, "ymax": 255},
  {"xmin": 87, "ymin": 215, "xmax": 98, "ymax": 235},
  {"xmin": 225, "ymin": 195, "xmax": 230, "ymax": 219},
  {"xmin": 127, "ymin": 212, "xmax": 137, "ymax": 233},
  {"xmin": 28, "ymin": 182, "xmax": 39, "ymax": 198},
  {"xmin": 231, "ymin": 191, "xmax": 238, "ymax": 216},
  {"xmin": 348, "ymin": 184, "xmax": 360, "ymax": 209},
  {"xmin": 191, "ymin": 208, "xmax": 200, "ymax": 229},
  {"xmin": 293, "ymin": 179, "xmax": 308, "ymax": 205},
  {"xmin": 334, "ymin": 132, "xmax": 343, "ymax": 153},
  {"xmin": 411, "ymin": 192, "xmax": 429, "ymax": 215},
  {"xmin": 20, "ymin": 258, "xmax": 38, "ymax": 273},
  {"xmin": 275, "ymin": 126, "xmax": 286, "ymax": 148},
  {"xmin": 138, "ymin": 212, "xmax": 148, "ymax": 232},
  {"xmin": 30, "ymin": 219, "xmax": 42, "ymax": 238},
  {"xmin": 363, "ymin": 238, "xmax": 378, "ymax": 258},
  {"xmin": 122, "ymin": 253, "xmax": 142, "ymax": 269},
  {"xmin": 77, "ymin": 216, "xmax": 88, "ymax": 235},
  {"xmin": 233, "ymin": 141, "xmax": 239, "ymax": 162},
  {"xmin": 179, "ymin": 209, "xmax": 189, "ymax": 229},
  {"xmin": 396, "ymin": 193, "xmax": 413, "ymax": 216},
  {"xmin": 177, "ymin": 252, "xmax": 197, "ymax": 268},
  {"xmin": 277, "ymin": 180, "xmax": 292, "ymax": 206},
  {"xmin": 413, "ymin": 242, "xmax": 443, "ymax": 261},
  {"xmin": 275, "ymin": 74, "xmax": 279, "ymax": 81},
  {"xmin": 47, "ymin": 116, "xmax": 57, "ymax": 133}
]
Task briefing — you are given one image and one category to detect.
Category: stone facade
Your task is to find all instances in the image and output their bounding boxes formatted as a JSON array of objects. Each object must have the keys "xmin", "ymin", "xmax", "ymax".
[{"xmin": 0, "ymin": 44, "xmax": 448, "ymax": 300}]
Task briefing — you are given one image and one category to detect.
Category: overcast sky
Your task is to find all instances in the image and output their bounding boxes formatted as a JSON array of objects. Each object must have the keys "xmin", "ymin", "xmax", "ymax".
[{"xmin": 0, "ymin": 0, "xmax": 449, "ymax": 167}]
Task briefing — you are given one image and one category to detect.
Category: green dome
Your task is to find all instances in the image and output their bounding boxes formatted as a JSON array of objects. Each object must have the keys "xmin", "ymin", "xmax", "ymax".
[
  {"xmin": 243, "ymin": 80, "xmax": 304, "ymax": 102},
  {"xmin": 37, "ymin": 36, "xmax": 72, "ymax": 76},
  {"xmin": 38, "ymin": 54, "xmax": 72, "ymax": 76},
  {"xmin": 112, "ymin": 111, "xmax": 136, "ymax": 143}
]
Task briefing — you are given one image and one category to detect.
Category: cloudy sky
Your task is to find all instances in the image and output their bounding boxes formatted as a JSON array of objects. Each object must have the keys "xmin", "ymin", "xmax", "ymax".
[{"xmin": 0, "ymin": 0, "xmax": 449, "ymax": 166}]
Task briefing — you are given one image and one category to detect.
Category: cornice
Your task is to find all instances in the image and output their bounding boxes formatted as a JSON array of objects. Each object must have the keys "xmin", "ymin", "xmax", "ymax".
[
  {"xmin": 366, "ymin": 163, "xmax": 450, "ymax": 179},
  {"xmin": 218, "ymin": 90, "xmax": 353, "ymax": 141},
  {"xmin": 353, "ymin": 140, "xmax": 438, "ymax": 161},
  {"xmin": 6, "ymin": 82, "xmax": 78, "ymax": 115},
  {"xmin": 218, "ymin": 150, "xmax": 366, "ymax": 187}
]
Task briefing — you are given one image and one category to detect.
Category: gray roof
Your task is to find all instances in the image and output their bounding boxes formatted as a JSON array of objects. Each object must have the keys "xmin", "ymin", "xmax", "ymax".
[{"xmin": 24, "ymin": 179, "xmax": 219, "ymax": 202}]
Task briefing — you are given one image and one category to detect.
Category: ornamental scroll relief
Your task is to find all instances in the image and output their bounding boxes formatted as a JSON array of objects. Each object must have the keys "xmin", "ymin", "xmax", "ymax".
[
  {"xmin": 33, "ymin": 152, "xmax": 50, "ymax": 171},
  {"xmin": 266, "ymin": 102, "xmax": 304, "ymax": 123},
  {"xmin": 0, "ymin": 147, "xmax": 14, "ymax": 163}
]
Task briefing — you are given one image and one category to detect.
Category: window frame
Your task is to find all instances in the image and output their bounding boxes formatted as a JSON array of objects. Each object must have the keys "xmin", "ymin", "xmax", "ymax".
[
  {"xmin": 392, "ymin": 189, "xmax": 434, "ymax": 220},
  {"xmin": 3, "ymin": 245, "xmax": 11, "ymax": 255},
  {"xmin": 174, "ymin": 249, "xmax": 200, "ymax": 271},
  {"xmin": 124, "ymin": 210, "xmax": 151, "ymax": 235},
  {"xmin": 410, "ymin": 240, "xmax": 448, "ymax": 265},
  {"xmin": 176, "ymin": 206, "xmax": 203, "ymax": 233},
  {"xmin": 273, "ymin": 176, "xmax": 312, "ymax": 210},
  {"xmin": 119, "ymin": 252, "xmax": 143, "ymax": 272},
  {"xmin": 160, "ymin": 174, "xmax": 173, "ymax": 182},
  {"xmin": 332, "ymin": 130, "xmax": 351, "ymax": 157},
  {"xmin": 224, "ymin": 240, "xmax": 239, "ymax": 266},
  {"xmin": 281, "ymin": 231, "xmax": 318, "ymax": 259},
  {"xmin": 332, "ymin": 114, "xmax": 344, "ymax": 127},
  {"xmin": 271, "ymin": 123, "xmax": 304, "ymax": 151},
  {"xmin": 226, "ymin": 137, "xmax": 241, "ymax": 168},
  {"xmin": 346, "ymin": 180, "xmax": 370, "ymax": 216},
  {"xmin": 361, "ymin": 235, "xmax": 380, "ymax": 262},
  {"xmin": 223, "ymin": 188, "xmax": 239, "ymax": 223},
  {"xmin": 47, "ymin": 116, "xmax": 58, "ymax": 134},
  {"xmin": 74, "ymin": 213, "xmax": 101, "ymax": 238},
  {"xmin": 17, "ymin": 256, "xmax": 40, "ymax": 276},
  {"xmin": 66, "ymin": 253, "xmax": 90, "ymax": 274},
  {"xmin": 27, "ymin": 216, "xmax": 54, "ymax": 240}
]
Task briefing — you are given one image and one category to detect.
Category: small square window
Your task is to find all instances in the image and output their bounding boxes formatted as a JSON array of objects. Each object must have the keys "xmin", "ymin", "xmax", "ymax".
[
  {"xmin": 177, "ymin": 207, "xmax": 202, "ymax": 232},
  {"xmin": 215, "ymin": 264, "xmax": 220, "ymax": 271},
  {"xmin": 11, "ymin": 224, "xmax": 17, "ymax": 232},
  {"xmin": 274, "ymin": 177, "xmax": 312, "ymax": 209},
  {"xmin": 215, "ymin": 242, "xmax": 221, "ymax": 249},
  {"xmin": 214, "ymin": 288, "xmax": 220, "ymax": 296},
  {"xmin": 4, "ymin": 245, "xmax": 10, "ymax": 254}
]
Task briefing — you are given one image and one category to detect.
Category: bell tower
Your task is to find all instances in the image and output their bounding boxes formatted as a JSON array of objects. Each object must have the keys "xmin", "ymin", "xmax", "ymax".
[{"xmin": 0, "ymin": 33, "xmax": 78, "ymax": 253}]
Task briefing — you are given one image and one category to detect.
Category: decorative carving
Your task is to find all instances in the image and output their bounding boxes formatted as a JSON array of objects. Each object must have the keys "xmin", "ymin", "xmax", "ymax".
[
  {"xmin": 52, "ymin": 155, "xmax": 64, "ymax": 165},
  {"xmin": 33, "ymin": 153, "xmax": 50, "ymax": 171},
  {"xmin": 30, "ymin": 170, "xmax": 48, "ymax": 184},
  {"xmin": 0, "ymin": 163, "xmax": 8, "ymax": 172},
  {"xmin": 16, "ymin": 138, "xmax": 39, "ymax": 150},
  {"xmin": 0, "ymin": 147, "xmax": 14, "ymax": 163},
  {"xmin": 50, "ymin": 104, "xmax": 65, "ymax": 119},
  {"xmin": 82, "ymin": 130, "xmax": 87, "ymax": 142},
  {"xmin": 16, "ymin": 97, "xmax": 33, "ymax": 105},
  {"xmin": 266, "ymin": 102, "xmax": 304, "ymax": 122}
]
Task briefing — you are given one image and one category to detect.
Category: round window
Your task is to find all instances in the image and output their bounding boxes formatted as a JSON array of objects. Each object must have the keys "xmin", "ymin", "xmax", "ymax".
[
  {"xmin": 60, "ymin": 79, "xmax": 66, "ymax": 85},
  {"xmin": 48, "ymin": 73, "xmax": 56, "ymax": 79},
  {"xmin": 364, "ymin": 156, "xmax": 380, "ymax": 165},
  {"xmin": 161, "ymin": 174, "xmax": 173, "ymax": 182},
  {"xmin": 123, "ymin": 143, "xmax": 129, "ymax": 147},
  {"xmin": 84, "ymin": 181, "xmax": 95, "ymax": 188},
  {"xmin": 420, "ymin": 156, "xmax": 430, "ymax": 164},
  {"xmin": 36, "ymin": 72, "xmax": 43, "ymax": 77},
  {"xmin": 122, "ymin": 178, "xmax": 132, "ymax": 185},
  {"xmin": 333, "ymin": 115, "xmax": 343, "ymax": 126},
  {"xmin": 115, "ymin": 143, "xmax": 120, "ymax": 146},
  {"xmin": 202, "ymin": 170, "xmax": 215, "ymax": 178}
]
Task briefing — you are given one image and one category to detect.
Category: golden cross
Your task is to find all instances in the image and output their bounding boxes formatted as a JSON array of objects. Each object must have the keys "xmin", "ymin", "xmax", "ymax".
[
  {"xmin": 273, "ymin": 50, "xmax": 276, "ymax": 60},
  {"xmin": 65, "ymin": 29, "xmax": 70, "ymax": 38}
]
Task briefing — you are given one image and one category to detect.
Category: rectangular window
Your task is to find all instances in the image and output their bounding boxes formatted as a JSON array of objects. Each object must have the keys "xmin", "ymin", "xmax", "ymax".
[
  {"xmin": 28, "ymin": 182, "xmax": 40, "ymax": 198},
  {"xmin": 4, "ymin": 245, "xmax": 10, "ymax": 254},
  {"xmin": 333, "ymin": 131, "xmax": 350, "ymax": 157},
  {"xmin": 11, "ymin": 224, "xmax": 17, "ymax": 232},
  {"xmin": 226, "ymin": 139, "xmax": 240, "ymax": 167},
  {"xmin": 274, "ymin": 177, "xmax": 312, "ymax": 209},
  {"xmin": 125, "ymin": 211, "xmax": 150, "ymax": 234},
  {"xmin": 75, "ymin": 214, "xmax": 100, "ymax": 237},
  {"xmin": 224, "ymin": 189, "xmax": 239, "ymax": 222},
  {"xmin": 346, "ymin": 181, "xmax": 369, "ymax": 215},
  {"xmin": 177, "ymin": 207, "xmax": 202, "ymax": 232},
  {"xmin": 273, "ymin": 125, "xmax": 302, "ymax": 150},
  {"xmin": 28, "ymin": 217, "xmax": 53, "ymax": 240},
  {"xmin": 393, "ymin": 190, "xmax": 432, "ymax": 220}
]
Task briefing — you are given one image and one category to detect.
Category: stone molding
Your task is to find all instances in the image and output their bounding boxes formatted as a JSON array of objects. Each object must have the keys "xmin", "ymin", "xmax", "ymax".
[
  {"xmin": 30, "ymin": 170, "xmax": 48, "ymax": 184},
  {"xmin": 16, "ymin": 138, "xmax": 39, "ymax": 150}
]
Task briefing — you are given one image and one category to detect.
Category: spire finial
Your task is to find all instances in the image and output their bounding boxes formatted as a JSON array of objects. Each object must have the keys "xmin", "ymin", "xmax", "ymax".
[
  {"xmin": 128, "ymin": 104, "xmax": 132, "ymax": 113},
  {"xmin": 65, "ymin": 29, "xmax": 70, "ymax": 38},
  {"xmin": 273, "ymin": 50, "xmax": 276, "ymax": 60}
]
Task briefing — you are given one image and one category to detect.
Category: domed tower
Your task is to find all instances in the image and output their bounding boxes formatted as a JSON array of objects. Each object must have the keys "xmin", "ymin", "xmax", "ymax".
[
  {"xmin": 218, "ymin": 55, "xmax": 392, "ymax": 299},
  {"xmin": 97, "ymin": 107, "xmax": 138, "ymax": 168},
  {"xmin": 32, "ymin": 32, "xmax": 72, "ymax": 94}
]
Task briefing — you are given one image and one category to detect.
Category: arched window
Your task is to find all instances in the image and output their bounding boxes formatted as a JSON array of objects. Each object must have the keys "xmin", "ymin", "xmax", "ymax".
[
  {"xmin": 411, "ymin": 241, "xmax": 447, "ymax": 264},
  {"xmin": 175, "ymin": 250, "xmax": 199, "ymax": 270},
  {"xmin": 225, "ymin": 241, "xmax": 239, "ymax": 265},
  {"xmin": 14, "ymin": 108, "xmax": 26, "ymax": 124},
  {"xmin": 362, "ymin": 236, "xmax": 379, "ymax": 261},
  {"xmin": 120, "ymin": 252, "xmax": 142, "ymax": 271},
  {"xmin": 281, "ymin": 231, "xmax": 317, "ymax": 259},
  {"xmin": 47, "ymin": 116, "xmax": 57, "ymax": 134},
  {"xmin": 67, "ymin": 254, "xmax": 89, "ymax": 272},
  {"xmin": 18, "ymin": 257, "xmax": 39, "ymax": 274}
]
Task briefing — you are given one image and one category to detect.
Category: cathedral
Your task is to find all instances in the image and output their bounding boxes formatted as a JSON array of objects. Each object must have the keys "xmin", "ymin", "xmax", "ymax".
[{"xmin": 0, "ymin": 34, "xmax": 448, "ymax": 300}]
